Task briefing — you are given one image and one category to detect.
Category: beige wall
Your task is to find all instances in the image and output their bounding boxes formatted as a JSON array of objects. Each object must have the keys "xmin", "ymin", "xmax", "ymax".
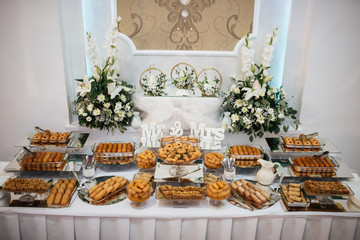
[{"xmin": 117, "ymin": 0, "xmax": 254, "ymax": 51}]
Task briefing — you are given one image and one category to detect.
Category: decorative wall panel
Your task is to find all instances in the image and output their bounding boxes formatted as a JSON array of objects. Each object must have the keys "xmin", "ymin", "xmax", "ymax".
[{"xmin": 117, "ymin": 0, "xmax": 254, "ymax": 51}]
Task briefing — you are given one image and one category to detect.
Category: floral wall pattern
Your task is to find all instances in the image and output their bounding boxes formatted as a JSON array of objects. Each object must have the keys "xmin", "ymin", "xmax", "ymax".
[{"xmin": 117, "ymin": 0, "xmax": 254, "ymax": 51}]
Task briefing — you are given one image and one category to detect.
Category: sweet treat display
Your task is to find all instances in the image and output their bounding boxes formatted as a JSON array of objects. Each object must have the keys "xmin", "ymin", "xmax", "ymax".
[
  {"xmin": 88, "ymin": 176, "xmax": 128, "ymax": 202},
  {"xmin": 30, "ymin": 131, "xmax": 71, "ymax": 146},
  {"xmin": 158, "ymin": 185, "xmax": 204, "ymax": 200},
  {"xmin": 136, "ymin": 150, "xmax": 157, "ymax": 169},
  {"xmin": 126, "ymin": 180, "xmax": 151, "ymax": 202},
  {"xmin": 281, "ymin": 183, "xmax": 307, "ymax": 204},
  {"xmin": 19, "ymin": 152, "xmax": 66, "ymax": 171},
  {"xmin": 204, "ymin": 152, "xmax": 223, "ymax": 169},
  {"xmin": 304, "ymin": 180, "xmax": 351, "ymax": 196},
  {"xmin": 161, "ymin": 136, "xmax": 198, "ymax": 147},
  {"xmin": 290, "ymin": 155, "xmax": 337, "ymax": 177},
  {"xmin": 47, "ymin": 179, "xmax": 77, "ymax": 207},
  {"xmin": 206, "ymin": 181, "xmax": 231, "ymax": 200},
  {"xmin": 158, "ymin": 142, "xmax": 202, "ymax": 164},
  {"xmin": 230, "ymin": 179, "xmax": 270, "ymax": 206},
  {"xmin": 282, "ymin": 135, "xmax": 321, "ymax": 152},
  {"xmin": 95, "ymin": 142, "xmax": 134, "ymax": 164},
  {"xmin": 2, "ymin": 178, "xmax": 52, "ymax": 193}
]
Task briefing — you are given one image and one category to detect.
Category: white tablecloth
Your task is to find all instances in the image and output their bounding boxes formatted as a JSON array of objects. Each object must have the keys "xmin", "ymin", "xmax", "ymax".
[{"xmin": 1, "ymin": 167, "xmax": 360, "ymax": 240}]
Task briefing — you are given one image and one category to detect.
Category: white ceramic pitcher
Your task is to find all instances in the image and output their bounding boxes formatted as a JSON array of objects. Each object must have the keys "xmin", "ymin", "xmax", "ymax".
[{"xmin": 256, "ymin": 159, "xmax": 282, "ymax": 185}]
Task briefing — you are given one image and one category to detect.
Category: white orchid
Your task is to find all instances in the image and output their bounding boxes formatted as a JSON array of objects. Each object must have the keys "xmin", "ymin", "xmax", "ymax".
[
  {"xmin": 243, "ymin": 80, "xmax": 266, "ymax": 100},
  {"xmin": 75, "ymin": 75, "xmax": 93, "ymax": 97},
  {"xmin": 107, "ymin": 82, "xmax": 122, "ymax": 99}
]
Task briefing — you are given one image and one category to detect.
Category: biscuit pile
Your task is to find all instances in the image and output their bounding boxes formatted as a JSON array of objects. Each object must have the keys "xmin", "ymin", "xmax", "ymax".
[
  {"xmin": 2, "ymin": 178, "xmax": 51, "ymax": 193},
  {"xmin": 20, "ymin": 152, "xmax": 66, "ymax": 171},
  {"xmin": 88, "ymin": 176, "xmax": 128, "ymax": 202},
  {"xmin": 161, "ymin": 136, "xmax": 198, "ymax": 147},
  {"xmin": 304, "ymin": 180, "xmax": 350, "ymax": 195},
  {"xmin": 291, "ymin": 155, "xmax": 336, "ymax": 177},
  {"xmin": 230, "ymin": 145, "xmax": 263, "ymax": 167},
  {"xmin": 159, "ymin": 185, "xmax": 204, "ymax": 200},
  {"xmin": 204, "ymin": 152, "xmax": 223, "ymax": 169},
  {"xmin": 95, "ymin": 142, "xmax": 134, "ymax": 164},
  {"xmin": 158, "ymin": 142, "xmax": 201, "ymax": 164},
  {"xmin": 47, "ymin": 179, "xmax": 77, "ymax": 206},
  {"xmin": 283, "ymin": 136, "xmax": 320, "ymax": 152},
  {"xmin": 281, "ymin": 183, "xmax": 305, "ymax": 203},
  {"xmin": 230, "ymin": 179, "xmax": 270, "ymax": 206},
  {"xmin": 127, "ymin": 180, "xmax": 151, "ymax": 202},
  {"xmin": 32, "ymin": 131, "xmax": 70, "ymax": 145},
  {"xmin": 206, "ymin": 181, "xmax": 231, "ymax": 200},
  {"xmin": 136, "ymin": 150, "xmax": 157, "ymax": 169}
]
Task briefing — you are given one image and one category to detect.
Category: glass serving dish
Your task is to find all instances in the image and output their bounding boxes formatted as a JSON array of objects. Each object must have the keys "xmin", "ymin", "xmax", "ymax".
[
  {"xmin": 290, "ymin": 155, "xmax": 338, "ymax": 171},
  {"xmin": 77, "ymin": 175, "xmax": 128, "ymax": 205},
  {"xmin": 303, "ymin": 180, "xmax": 353, "ymax": 197},
  {"xmin": 46, "ymin": 178, "xmax": 79, "ymax": 208},
  {"xmin": 17, "ymin": 151, "xmax": 68, "ymax": 171},
  {"xmin": 229, "ymin": 145, "xmax": 264, "ymax": 161},
  {"xmin": 228, "ymin": 179, "xmax": 280, "ymax": 210},
  {"xmin": 281, "ymin": 135, "xmax": 325, "ymax": 152},
  {"xmin": 155, "ymin": 182, "xmax": 205, "ymax": 201},
  {"xmin": 280, "ymin": 184, "xmax": 310, "ymax": 208},
  {"xmin": 1, "ymin": 178, "xmax": 52, "ymax": 194},
  {"xmin": 94, "ymin": 142, "xmax": 135, "ymax": 165},
  {"xmin": 28, "ymin": 130, "xmax": 72, "ymax": 146},
  {"xmin": 126, "ymin": 180, "xmax": 151, "ymax": 208}
]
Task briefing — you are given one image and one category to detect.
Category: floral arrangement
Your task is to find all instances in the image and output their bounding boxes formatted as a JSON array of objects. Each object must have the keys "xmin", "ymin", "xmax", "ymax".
[
  {"xmin": 223, "ymin": 28, "xmax": 299, "ymax": 141},
  {"xmin": 75, "ymin": 17, "xmax": 135, "ymax": 132},
  {"xmin": 171, "ymin": 64, "xmax": 196, "ymax": 92},
  {"xmin": 197, "ymin": 69, "xmax": 222, "ymax": 97},
  {"xmin": 140, "ymin": 70, "xmax": 167, "ymax": 96}
]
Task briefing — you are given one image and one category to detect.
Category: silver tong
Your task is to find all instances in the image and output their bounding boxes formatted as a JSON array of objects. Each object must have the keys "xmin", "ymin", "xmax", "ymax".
[
  {"xmin": 23, "ymin": 147, "xmax": 36, "ymax": 159},
  {"xmin": 229, "ymin": 189, "xmax": 255, "ymax": 211},
  {"xmin": 299, "ymin": 132, "xmax": 318, "ymax": 141}
]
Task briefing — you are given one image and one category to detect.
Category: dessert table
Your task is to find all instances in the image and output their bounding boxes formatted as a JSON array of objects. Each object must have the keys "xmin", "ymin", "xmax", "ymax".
[{"xmin": 1, "ymin": 131, "xmax": 360, "ymax": 240}]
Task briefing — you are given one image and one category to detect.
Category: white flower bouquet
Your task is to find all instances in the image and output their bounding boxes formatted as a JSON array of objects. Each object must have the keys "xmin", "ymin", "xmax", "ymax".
[
  {"xmin": 75, "ymin": 18, "xmax": 135, "ymax": 132},
  {"xmin": 197, "ymin": 68, "xmax": 222, "ymax": 97},
  {"xmin": 140, "ymin": 67, "xmax": 167, "ymax": 96},
  {"xmin": 223, "ymin": 28, "xmax": 299, "ymax": 141},
  {"xmin": 171, "ymin": 63, "xmax": 196, "ymax": 92}
]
